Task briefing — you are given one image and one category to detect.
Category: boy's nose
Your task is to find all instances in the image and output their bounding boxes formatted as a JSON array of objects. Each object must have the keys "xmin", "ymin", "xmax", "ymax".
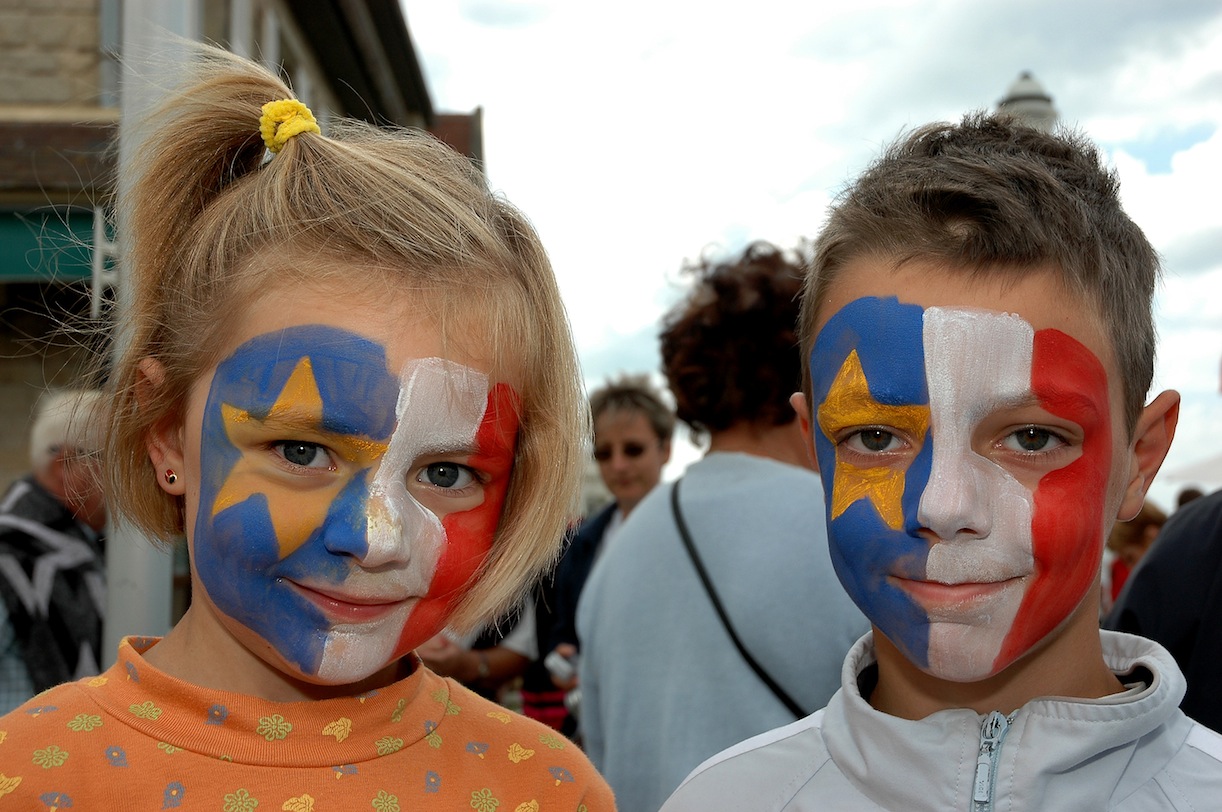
[{"xmin": 916, "ymin": 445, "xmax": 994, "ymax": 540}]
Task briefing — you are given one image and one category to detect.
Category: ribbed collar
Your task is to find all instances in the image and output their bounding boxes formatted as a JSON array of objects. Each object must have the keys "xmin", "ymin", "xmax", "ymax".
[{"xmin": 86, "ymin": 637, "xmax": 461, "ymax": 768}]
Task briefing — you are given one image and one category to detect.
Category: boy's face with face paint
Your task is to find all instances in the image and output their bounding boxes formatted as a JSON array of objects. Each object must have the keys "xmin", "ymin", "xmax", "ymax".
[
  {"xmin": 800, "ymin": 258, "xmax": 1160, "ymax": 685},
  {"xmin": 163, "ymin": 281, "xmax": 518, "ymax": 690}
]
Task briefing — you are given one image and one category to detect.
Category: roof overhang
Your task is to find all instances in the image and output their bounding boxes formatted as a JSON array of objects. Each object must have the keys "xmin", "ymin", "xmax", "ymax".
[{"xmin": 284, "ymin": 0, "xmax": 434, "ymax": 127}]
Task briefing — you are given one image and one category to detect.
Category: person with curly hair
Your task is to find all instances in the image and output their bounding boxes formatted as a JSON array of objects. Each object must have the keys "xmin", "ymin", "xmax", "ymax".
[{"xmin": 575, "ymin": 241, "xmax": 866, "ymax": 812}]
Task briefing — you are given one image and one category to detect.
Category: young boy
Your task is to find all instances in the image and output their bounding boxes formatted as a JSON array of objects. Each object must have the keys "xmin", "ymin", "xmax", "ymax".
[{"xmin": 661, "ymin": 114, "xmax": 1222, "ymax": 810}]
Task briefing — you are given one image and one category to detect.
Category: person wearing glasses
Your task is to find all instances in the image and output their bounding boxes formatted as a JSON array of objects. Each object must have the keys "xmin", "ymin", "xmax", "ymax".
[
  {"xmin": 0, "ymin": 389, "xmax": 108, "ymax": 714},
  {"xmin": 543, "ymin": 375, "xmax": 674, "ymax": 734}
]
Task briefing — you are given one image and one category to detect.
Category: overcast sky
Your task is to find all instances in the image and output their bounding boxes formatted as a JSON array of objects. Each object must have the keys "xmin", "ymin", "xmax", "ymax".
[{"xmin": 404, "ymin": 1, "xmax": 1222, "ymax": 508}]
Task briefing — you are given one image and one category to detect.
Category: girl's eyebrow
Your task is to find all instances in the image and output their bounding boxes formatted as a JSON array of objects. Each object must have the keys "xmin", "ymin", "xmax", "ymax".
[
  {"xmin": 247, "ymin": 407, "xmax": 390, "ymax": 458},
  {"xmin": 261, "ymin": 403, "xmax": 376, "ymax": 438},
  {"xmin": 257, "ymin": 409, "xmax": 324, "ymax": 431},
  {"xmin": 413, "ymin": 441, "xmax": 481, "ymax": 458}
]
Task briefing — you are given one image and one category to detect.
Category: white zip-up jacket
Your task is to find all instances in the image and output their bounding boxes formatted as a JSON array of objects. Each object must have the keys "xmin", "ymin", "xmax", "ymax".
[{"xmin": 662, "ymin": 631, "xmax": 1222, "ymax": 811}]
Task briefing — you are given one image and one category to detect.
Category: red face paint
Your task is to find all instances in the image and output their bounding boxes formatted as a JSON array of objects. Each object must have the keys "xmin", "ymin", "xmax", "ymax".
[
  {"xmin": 393, "ymin": 383, "xmax": 520, "ymax": 652},
  {"xmin": 995, "ymin": 329, "xmax": 1112, "ymax": 667}
]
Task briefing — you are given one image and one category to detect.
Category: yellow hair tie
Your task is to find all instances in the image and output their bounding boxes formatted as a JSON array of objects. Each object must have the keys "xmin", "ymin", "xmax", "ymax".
[{"xmin": 259, "ymin": 99, "xmax": 320, "ymax": 153}]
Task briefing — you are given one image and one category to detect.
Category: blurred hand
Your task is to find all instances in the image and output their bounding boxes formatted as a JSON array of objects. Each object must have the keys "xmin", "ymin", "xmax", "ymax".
[
  {"xmin": 547, "ymin": 643, "xmax": 580, "ymax": 691},
  {"xmin": 417, "ymin": 634, "xmax": 473, "ymax": 681}
]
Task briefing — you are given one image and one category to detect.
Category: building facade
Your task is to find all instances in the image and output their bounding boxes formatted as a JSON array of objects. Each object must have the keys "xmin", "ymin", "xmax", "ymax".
[{"xmin": 0, "ymin": 0, "xmax": 482, "ymax": 487}]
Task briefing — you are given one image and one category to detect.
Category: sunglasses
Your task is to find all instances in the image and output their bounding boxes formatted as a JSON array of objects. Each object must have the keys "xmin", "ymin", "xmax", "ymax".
[{"xmin": 593, "ymin": 442, "xmax": 652, "ymax": 462}]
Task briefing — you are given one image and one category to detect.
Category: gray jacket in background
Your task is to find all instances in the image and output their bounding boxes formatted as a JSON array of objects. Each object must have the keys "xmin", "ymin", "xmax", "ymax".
[{"xmin": 577, "ymin": 452, "xmax": 868, "ymax": 812}]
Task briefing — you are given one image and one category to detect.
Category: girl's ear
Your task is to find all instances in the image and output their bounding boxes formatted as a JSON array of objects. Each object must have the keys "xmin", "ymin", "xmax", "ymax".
[{"xmin": 139, "ymin": 358, "xmax": 187, "ymax": 496}]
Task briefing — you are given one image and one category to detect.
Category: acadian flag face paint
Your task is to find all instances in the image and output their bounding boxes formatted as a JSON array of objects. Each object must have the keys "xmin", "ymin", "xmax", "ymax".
[
  {"xmin": 193, "ymin": 324, "xmax": 518, "ymax": 684},
  {"xmin": 810, "ymin": 296, "xmax": 1112, "ymax": 681}
]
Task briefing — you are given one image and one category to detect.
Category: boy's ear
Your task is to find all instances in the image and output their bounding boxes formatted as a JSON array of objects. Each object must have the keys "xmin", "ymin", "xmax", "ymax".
[
  {"xmin": 1116, "ymin": 389, "xmax": 1180, "ymax": 522},
  {"xmin": 789, "ymin": 392, "xmax": 819, "ymax": 472},
  {"xmin": 138, "ymin": 358, "xmax": 187, "ymax": 496}
]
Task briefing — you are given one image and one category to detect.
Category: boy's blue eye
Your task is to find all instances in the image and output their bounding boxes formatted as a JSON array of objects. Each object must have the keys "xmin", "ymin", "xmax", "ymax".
[
  {"xmin": 421, "ymin": 462, "xmax": 475, "ymax": 489},
  {"xmin": 275, "ymin": 441, "xmax": 331, "ymax": 469}
]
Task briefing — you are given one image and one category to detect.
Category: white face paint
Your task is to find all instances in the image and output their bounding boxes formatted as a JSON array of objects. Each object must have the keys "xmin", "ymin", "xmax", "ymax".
[
  {"xmin": 918, "ymin": 308, "xmax": 1036, "ymax": 680},
  {"xmin": 317, "ymin": 359, "xmax": 491, "ymax": 681}
]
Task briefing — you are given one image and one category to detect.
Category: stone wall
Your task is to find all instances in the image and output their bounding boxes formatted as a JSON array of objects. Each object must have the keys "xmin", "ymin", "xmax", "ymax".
[{"xmin": 0, "ymin": 0, "xmax": 101, "ymax": 107}]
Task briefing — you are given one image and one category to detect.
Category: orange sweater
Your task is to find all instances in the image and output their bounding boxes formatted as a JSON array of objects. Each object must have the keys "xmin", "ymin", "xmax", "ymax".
[{"xmin": 0, "ymin": 637, "xmax": 614, "ymax": 810}]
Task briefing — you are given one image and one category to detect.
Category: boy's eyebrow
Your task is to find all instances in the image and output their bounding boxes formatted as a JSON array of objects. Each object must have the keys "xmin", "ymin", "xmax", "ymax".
[
  {"xmin": 992, "ymin": 393, "xmax": 1043, "ymax": 411},
  {"xmin": 993, "ymin": 388, "xmax": 1103, "ymax": 416}
]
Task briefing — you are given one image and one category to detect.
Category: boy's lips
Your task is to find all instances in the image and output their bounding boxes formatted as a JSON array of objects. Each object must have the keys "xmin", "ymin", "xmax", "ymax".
[
  {"xmin": 287, "ymin": 580, "xmax": 412, "ymax": 623},
  {"xmin": 892, "ymin": 575, "xmax": 1024, "ymax": 611}
]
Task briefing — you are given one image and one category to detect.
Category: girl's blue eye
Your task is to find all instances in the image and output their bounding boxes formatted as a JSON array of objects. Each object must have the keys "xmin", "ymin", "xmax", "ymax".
[
  {"xmin": 275, "ymin": 441, "xmax": 330, "ymax": 469},
  {"xmin": 420, "ymin": 462, "xmax": 475, "ymax": 489}
]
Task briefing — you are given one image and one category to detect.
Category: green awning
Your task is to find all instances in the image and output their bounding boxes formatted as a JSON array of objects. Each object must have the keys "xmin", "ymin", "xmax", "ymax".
[{"xmin": 0, "ymin": 209, "xmax": 109, "ymax": 282}]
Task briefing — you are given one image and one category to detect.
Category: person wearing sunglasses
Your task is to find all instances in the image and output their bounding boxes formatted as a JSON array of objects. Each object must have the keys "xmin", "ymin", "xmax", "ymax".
[{"xmin": 544, "ymin": 375, "xmax": 675, "ymax": 735}]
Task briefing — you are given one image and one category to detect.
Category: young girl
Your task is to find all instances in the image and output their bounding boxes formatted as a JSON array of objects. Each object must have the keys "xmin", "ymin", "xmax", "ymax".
[{"xmin": 0, "ymin": 46, "xmax": 613, "ymax": 809}]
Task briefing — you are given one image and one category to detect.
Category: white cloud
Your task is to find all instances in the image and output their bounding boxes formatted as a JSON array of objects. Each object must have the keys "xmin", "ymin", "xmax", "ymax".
[{"xmin": 405, "ymin": 0, "xmax": 1222, "ymax": 492}]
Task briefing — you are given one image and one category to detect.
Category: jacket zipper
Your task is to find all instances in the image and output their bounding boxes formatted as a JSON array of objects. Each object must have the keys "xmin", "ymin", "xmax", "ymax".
[{"xmin": 972, "ymin": 710, "xmax": 1013, "ymax": 812}]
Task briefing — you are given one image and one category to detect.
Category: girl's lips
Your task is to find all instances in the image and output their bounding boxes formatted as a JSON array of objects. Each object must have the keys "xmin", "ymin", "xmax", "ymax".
[{"xmin": 288, "ymin": 581, "xmax": 408, "ymax": 623}]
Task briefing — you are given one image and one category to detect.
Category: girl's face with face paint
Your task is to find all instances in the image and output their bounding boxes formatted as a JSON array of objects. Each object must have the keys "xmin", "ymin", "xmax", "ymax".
[
  {"xmin": 805, "ymin": 258, "xmax": 1131, "ymax": 683},
  {"xmin": 166, "ymin": 279, "xmax": 518, "ymax": 690}
]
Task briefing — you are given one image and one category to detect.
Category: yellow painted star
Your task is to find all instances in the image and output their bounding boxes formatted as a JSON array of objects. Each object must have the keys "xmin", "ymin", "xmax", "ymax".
[
  {"xmin": 817, "ymin": 350, "xmax": 929, "ymax": 530},
  {"xmin": 211, "ymin": 357, "xmax": 388, "ymax": 557}
]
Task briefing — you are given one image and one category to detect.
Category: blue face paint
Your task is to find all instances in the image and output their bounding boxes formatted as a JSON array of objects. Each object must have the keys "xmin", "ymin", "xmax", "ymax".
[
  {"xmin": 810, "ymin": 296, "xmax": 933, "ymax": 668},
  {"xmin": 193, "ymin": 325, "xmax": 399, "ymax": 674}
]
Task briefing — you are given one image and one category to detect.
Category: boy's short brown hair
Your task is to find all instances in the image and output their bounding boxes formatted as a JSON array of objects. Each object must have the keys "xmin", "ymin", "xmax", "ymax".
[{"xmin": 798, "ymin": 112, "xmax": 1159, "ymax": 433}]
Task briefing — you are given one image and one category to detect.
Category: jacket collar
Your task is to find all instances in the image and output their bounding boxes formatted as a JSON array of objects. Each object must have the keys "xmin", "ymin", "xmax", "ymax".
[{"xmin": 822, "ymin": 630, "xmax": 1190, "ymax": 809}]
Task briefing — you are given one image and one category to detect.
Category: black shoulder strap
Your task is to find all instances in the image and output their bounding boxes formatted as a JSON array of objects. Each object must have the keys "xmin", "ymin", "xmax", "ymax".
[{"xmin": 670, "ymin": 477, "xmax": 807, "ymax": 719}]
